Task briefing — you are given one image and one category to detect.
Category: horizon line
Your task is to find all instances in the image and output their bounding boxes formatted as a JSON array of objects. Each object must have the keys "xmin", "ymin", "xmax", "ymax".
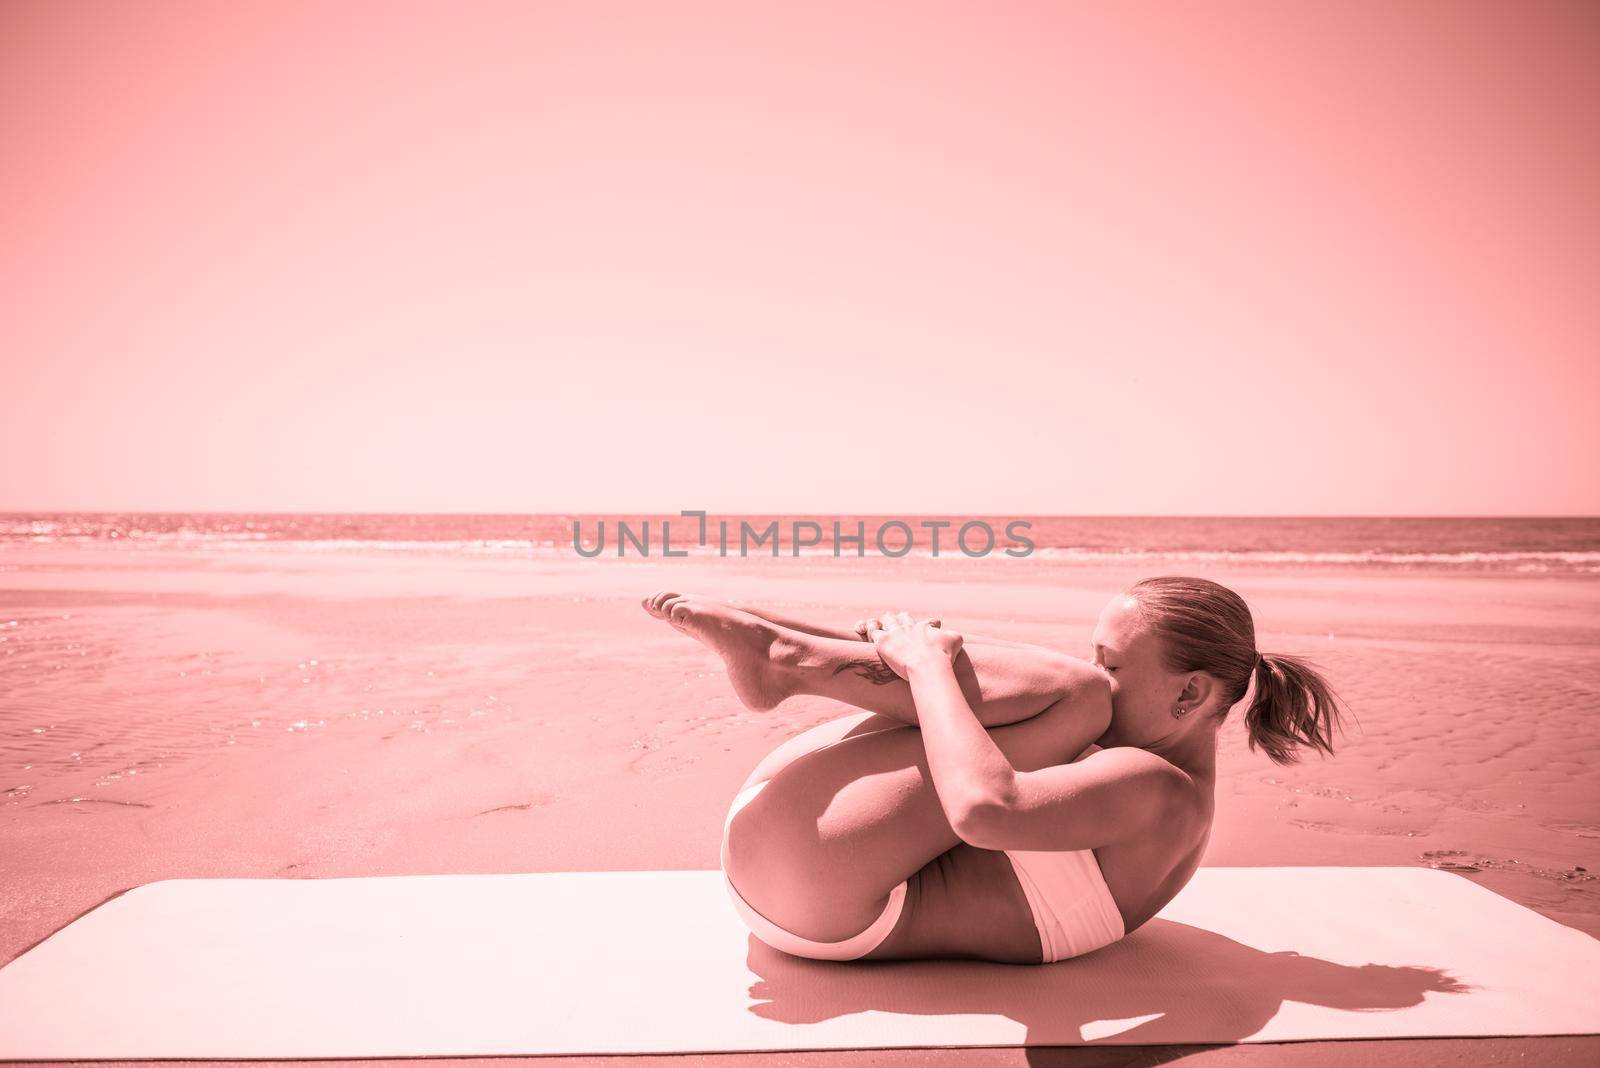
[{"xmin": 2, "ymin": 509, "xmax": 1597, "ymax": 521}]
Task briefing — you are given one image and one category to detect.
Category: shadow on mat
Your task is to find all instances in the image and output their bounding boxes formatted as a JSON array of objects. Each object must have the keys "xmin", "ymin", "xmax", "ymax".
[{"xmin": 742, "ymin": 917, "xmax": 1472, "ymax": 1062}]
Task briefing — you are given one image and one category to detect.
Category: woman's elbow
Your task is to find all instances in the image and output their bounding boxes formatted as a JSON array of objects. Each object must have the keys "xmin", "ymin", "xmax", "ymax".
[{"xmin": 949, "ymin": 798, "xmax": 1010, "ymax": 848}]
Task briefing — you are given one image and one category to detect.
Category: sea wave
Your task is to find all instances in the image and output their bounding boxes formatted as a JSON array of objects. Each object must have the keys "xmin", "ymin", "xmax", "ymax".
[
  {"xmin": 4, "ymin": 526, "xmax": 1598, "ymax": 572},
  {"xmin": 1031, "ymin": 547, "xmax": 1600, "ymax": 568}
]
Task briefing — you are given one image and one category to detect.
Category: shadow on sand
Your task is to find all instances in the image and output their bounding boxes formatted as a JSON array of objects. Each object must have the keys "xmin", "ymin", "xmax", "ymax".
[{"xmin": 742, "ymin": 916, "xmax": 1472, "ymax": 1065}]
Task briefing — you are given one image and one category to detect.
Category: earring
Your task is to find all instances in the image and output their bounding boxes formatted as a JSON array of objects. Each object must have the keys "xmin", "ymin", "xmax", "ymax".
[{"xmin": 1174, "ymin": 706, "xmax": 1188, "ymax": 718}]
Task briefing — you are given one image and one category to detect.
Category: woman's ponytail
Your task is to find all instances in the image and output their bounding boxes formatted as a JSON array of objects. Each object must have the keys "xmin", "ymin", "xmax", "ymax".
[{"xmin": 1243, "ymin": 651, "xmax": 1348, "ymax": 766}]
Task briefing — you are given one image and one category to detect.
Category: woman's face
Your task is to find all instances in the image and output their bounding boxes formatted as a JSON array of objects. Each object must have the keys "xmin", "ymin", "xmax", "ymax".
[{"xmin": 1089, "ymin": 594, "xmax": 1185, "ymax": 747}]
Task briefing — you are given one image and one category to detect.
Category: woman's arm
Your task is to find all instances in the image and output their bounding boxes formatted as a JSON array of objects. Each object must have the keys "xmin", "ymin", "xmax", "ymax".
[
  {"xmin": 866, "ymin": 614, "xmax": 1022, "ymax": 834},
  {"xmin": 906, "ymin": 654, "xmax": 1021, "ymax": 835}
]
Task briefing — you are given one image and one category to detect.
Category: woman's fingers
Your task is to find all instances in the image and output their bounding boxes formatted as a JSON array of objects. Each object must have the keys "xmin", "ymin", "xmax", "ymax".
[{"xmin": 855, "ymin": 610, "xmax": 941, "ymax": 635}]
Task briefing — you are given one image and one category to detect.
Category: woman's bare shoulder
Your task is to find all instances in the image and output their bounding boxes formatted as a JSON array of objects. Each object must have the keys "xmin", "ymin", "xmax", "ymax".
[
  {"xmin": 1074, "ymin": 743, "xmax": 1189, "ymax": 784},
  {"xmin": 1082, "ymin": 745, "xmax": 1214, "ymax": 838}
]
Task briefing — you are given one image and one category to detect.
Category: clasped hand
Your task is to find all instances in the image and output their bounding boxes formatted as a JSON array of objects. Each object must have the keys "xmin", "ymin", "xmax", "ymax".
[{"xmin": 857, "ymin": 610, "xmax": 964, "ymax": 680}]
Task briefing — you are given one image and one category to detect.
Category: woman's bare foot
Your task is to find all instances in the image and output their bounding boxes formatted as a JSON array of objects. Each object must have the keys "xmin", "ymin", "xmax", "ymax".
[{"xmin": 641, "ymin": 592, "xmax": 808, "ymax": 711}]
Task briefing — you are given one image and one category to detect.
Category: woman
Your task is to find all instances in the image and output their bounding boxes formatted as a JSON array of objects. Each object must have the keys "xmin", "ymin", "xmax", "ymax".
[{"xmin": 641, "ymin": 576, "xmax": 1348, "ymax": 965}]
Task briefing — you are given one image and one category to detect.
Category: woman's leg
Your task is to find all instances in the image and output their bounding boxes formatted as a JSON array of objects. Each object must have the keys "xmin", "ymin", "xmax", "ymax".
[
  {"xmin": 724, "ymin": 697, "xmax": 1102, "ymax": 944},
  {"xmin": 712, "ymin": 603, "xmax": 862, "ymax": 642},
  {"xmin": 733, "ymin": 601, "xmax": 1068, "ymax": 653},
  {"xmin": 643, "ymin": 593, "xmax": 1102, "ymax": 728}
]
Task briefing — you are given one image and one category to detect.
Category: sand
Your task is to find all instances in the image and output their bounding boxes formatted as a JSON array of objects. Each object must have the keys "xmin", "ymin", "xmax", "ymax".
[{"xmin": 1, "ymin": 542, "xmax": 1597, "ymax": 1065}]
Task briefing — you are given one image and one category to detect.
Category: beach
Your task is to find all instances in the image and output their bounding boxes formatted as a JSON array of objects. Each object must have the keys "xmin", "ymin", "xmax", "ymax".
[{"xmin": 2, "ymin": 537, "xmax": 1598, "ymax": 1064}]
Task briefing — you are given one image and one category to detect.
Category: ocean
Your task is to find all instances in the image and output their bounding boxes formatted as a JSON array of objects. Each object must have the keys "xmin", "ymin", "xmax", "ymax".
[{"xmin": 3, "ymin": 513, "xmax": 1597, "ymax": 573}]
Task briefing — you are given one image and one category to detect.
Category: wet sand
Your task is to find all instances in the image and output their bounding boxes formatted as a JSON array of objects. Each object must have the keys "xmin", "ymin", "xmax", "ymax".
[{"xmin": 2, "ymin": 543, "xmax": 1597, "ymax": 1065}]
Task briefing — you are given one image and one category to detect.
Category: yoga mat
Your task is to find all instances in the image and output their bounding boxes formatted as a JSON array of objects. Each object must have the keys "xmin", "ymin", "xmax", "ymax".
[{"xmin": 1, "ymin": 866, "xmax": 1595, "ymax": 1059}]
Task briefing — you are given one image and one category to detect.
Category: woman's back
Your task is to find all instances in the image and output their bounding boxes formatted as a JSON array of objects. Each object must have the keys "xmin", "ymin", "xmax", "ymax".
[{"xmin": 1095, "ymin": 752, "xmax": 1215, "ymax": 932}]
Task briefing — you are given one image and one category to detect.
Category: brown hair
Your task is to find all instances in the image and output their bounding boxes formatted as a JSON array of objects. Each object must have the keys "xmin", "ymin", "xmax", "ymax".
[{"xmin": 1126, "ymin": 575, "xmax": 1350, "ymax": 766}]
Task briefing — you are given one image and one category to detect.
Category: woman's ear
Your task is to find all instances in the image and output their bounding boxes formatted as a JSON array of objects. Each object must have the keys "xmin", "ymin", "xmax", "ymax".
[{"xmin": 1180, "ymin": 672, "xmax": 1218, "ymax": 711}]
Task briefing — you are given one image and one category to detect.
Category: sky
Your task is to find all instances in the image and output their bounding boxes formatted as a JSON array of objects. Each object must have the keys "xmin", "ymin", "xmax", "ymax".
[{"xmin": 1, "ymin": 0, "xmax": 1596, "ymax": 515}]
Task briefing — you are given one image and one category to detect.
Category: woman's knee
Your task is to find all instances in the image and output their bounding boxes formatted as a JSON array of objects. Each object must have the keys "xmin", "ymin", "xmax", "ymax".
[{"xmin": 1040, "ymin": 651, "xmax": 1100, "ymax": 694}]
